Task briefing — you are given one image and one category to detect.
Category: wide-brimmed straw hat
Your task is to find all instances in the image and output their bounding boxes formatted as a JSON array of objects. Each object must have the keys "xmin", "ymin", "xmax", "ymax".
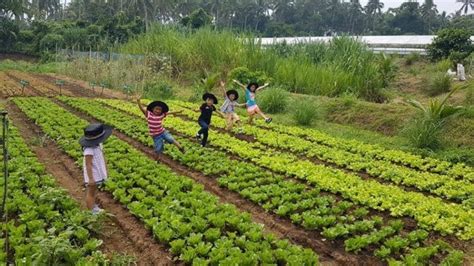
[
  {"xmin": 247, "ymin": 82, "xmax": 259, "ymax": 91},
  {"xmin": 147, "ymin": 101, "xmax": 169, "ymax": 113},
  {"xmin": 226, "ymin": 89, "xmax": 239, "ymax": 100},
  {"xmin": 202, "ymin": 93, "xmax": 218, "ymax": 104},
  {"xmin": 79, "ymin": 123, "xmax": 113, "ymax": 147}
]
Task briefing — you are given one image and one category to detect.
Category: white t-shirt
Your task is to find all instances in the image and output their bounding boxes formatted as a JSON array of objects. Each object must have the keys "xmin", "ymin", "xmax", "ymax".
[{"xmin": 83, "ymin": 144, "xmax": 108, "ymax": 184}]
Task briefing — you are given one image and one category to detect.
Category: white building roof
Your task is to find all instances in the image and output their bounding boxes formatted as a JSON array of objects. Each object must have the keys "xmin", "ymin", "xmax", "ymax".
[{"xmin": 259, "ymin": 35, "xmax": 474, "ymax": 48}]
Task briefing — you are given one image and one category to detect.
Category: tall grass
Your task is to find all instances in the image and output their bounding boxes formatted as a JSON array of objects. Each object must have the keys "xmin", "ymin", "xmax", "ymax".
[
  {"xmin": 292, "ymin": 99, "xmax": 322, "ymax": 126},
  {"xmin": 121, "ymin": 26, "xmax": 394, "ymax": 102},
  {"xmin": 426, "ymin": 73, "xmax": 452, "ymax": 96},
  {"xmin": 61, "ymin": 57, "xmax": 153, "ymax": 92},
  {"xmin": 258, "ymin": 87, "xmax": 290, "ymax": 113}
]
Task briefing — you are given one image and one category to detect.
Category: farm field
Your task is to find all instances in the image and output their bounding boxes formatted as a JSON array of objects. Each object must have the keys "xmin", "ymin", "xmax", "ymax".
[{"xmin": 0, "ymin": 71, "xmax": 472, "ymax": 265}]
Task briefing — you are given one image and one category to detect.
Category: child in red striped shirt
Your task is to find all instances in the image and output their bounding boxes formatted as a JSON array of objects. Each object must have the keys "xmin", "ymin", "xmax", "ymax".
[{"xmin": 137, "ymin": 99, "xmax": 185, "ymax": 154}]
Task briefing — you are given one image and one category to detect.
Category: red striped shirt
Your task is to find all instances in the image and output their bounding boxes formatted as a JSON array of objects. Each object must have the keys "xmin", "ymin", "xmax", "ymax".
[{"xmin": 147, "ymin": 111, "xmax": 166, "ymax": 136}]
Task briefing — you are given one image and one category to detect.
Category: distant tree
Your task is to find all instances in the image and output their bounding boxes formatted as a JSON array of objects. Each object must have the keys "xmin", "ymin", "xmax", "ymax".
[
  {"xmin": 457, "ymin": 0, "xmax": 474, "ymax": 15},
  {"xmin": 0, "ymin": 17, "xmax": 19, "ymax": 52},
  {"xmin": 428, "ymin": 28, "xmax": 474, "ymax": 61},
  {"xmin": 365, "ymin": 0, "xmax": 384, "ymax": 15},
  {"xmin": 181, "ymin": 8, "xmax": 213, "ymax": 29},
  {"xmin": 421, "ymin": 0, "xmax": 439, "ymax": 33},
  {"xmin": 388, "ymin": 2, "xmax": 426, "ymax": 34}
]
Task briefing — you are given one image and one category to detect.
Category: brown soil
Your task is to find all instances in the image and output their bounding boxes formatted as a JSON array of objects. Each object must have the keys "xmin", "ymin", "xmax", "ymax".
[
  {"xmin": 7, "ymin": 102, "xmax": 175, "ymax": 266},
  {"xmin": 46, "ymin": 73, "xmax": 128, "ymax": 99},
  {"xmin": 31, "ymin": 73, "xmax": 103, "ymax": 98},
  {"xmin": 5, "ymin": 72, "xmax": 45, "ymax": 96},
  {"xmin": 56, "ymin": 99, "xmax": 384, "ymax": 266}
]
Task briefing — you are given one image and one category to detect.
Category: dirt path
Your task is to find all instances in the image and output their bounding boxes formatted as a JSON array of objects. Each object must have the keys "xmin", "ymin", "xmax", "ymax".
[
  {"xmin": 7, "ymin": 102, "xmax": 175, "ymax": 266},
  {"xmin": 54, "ymin": 99, "xmax": 383, "ymax": 265}
]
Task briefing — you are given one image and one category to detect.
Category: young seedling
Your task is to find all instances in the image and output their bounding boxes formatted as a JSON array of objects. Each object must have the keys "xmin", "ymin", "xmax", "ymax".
[
  {"xmin": 123, "ymin": 84, "xmax": 132, "ymax": 100},
  {"xmin": 20, "ymin": 80, "xmax": 29, "ymax": 95},
  {"xmin": 89, "ymin": 81, "xmax": 96, "ymax": 93},
  {"xmin": 55, "ymin": 80, "xmax": 65, "ymax": 96},
  {"xmin": 100, "ymin": 81, "xmax": 106, "ymax": 96}
]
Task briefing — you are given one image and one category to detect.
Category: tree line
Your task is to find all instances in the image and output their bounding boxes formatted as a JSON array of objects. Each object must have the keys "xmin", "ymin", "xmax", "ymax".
[{"xmin": 1, "ymin": 0, "xmax": 473, "ymax": 56}]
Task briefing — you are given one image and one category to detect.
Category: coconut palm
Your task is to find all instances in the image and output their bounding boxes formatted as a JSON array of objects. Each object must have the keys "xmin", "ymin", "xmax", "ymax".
[
  {"xmin": 457, "ymin": 0, "xmax": 474, "ymax": 14},
  {"xmin": 365, "ymin": 0, "xmax": 384, "ymax": 15}
]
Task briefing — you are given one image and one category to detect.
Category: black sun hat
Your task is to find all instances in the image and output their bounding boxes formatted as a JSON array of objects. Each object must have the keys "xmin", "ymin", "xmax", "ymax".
[
  {"xmin": 79, "ymin": 123, "xmax": 113, "ymax": 147},
  {"xmin": 247, "ymin": 82, "xmax": 259, "ymax": 91},
  {"xmin": 202, "ymin": 93, "xmax": 218, "ymax": 104},
  {"xmin": 226, "ymin": 89, "xmax": 239, "ymax": 100},
  {"xmin": 147, "ymin": 101, "xmax": 169, "ymax": 113}
]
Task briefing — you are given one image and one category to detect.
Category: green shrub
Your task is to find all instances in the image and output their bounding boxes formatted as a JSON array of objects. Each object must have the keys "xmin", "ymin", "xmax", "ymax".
[
  {"xmin": 292, "ymin": 99, "xmax": 321, "ymax": 126},
  {"xmin": 143, "ymin": 79, "xmax": 174, "ymax": 100},
  {"xmin": 405, "ymin": 53, "xmax": 421, "ymax": 66},
  {"xmin": 465, "ymin": 85, "xmax": 474, "ymax": 105},
  {"xmin": 181, "ymin": 8, "xmax": 213, "ymax": 29},
  {"xmin": 428, "ymin": 28, "xmax": 474, "ymax": 61},
  {"xmin": 228, "ymin": 67, "xmax": 269, "ymax": 86},
  {"xmin": 40, "ymin": 33, "xmax": 64, "ymax": 52},
  {"xmin": 404, "ymin": 118, "xmax": 443, "ymax": 150},
  {"xmin": 258, "ymin": 87, "xmax": 289, "ymax": 113},
  {"xmin": 426, "ymin": 73, "xmax": 452, "ymax": 96},
  {"xmin": 405, "ymin": 88, "xmax": 464, "ymax": 149},
  {"xmin": 434, "ymin": 59, "xmax": 454, "ymax": 72}
]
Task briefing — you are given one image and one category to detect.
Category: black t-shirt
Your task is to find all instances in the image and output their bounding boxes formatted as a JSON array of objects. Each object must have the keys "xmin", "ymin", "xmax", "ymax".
[{"xmin": 199, "ymin": 104, "xmax": 216, "ymax": 124}]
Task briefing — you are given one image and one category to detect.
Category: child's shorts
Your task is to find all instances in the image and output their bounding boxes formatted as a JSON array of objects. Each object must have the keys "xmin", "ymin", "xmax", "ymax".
[
  {"xmin": 247, "ymin": 105, "xmax": 261, "ymax": 115},
  {"xmin": 225, "ymin": 113, "xmax": 240, "ymax": 123},
  {"xmin": 84, "ymin": 179, "xmax": 106, "ymax": 187},
  {"xmin": 153, "ymin": 130, "xmax": 175, "ymax": 153}
]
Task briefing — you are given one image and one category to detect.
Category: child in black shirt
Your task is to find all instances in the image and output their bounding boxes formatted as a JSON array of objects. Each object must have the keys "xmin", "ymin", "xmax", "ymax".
[{"xmin": 196, "ymin": 93, "xmax": 224, "ymax": 147}]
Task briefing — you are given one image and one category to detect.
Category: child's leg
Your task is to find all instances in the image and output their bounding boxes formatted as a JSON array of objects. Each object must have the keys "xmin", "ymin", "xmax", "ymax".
[
  {"xmin": 153, "ymin": 135, "xmax": 165, "ymax": 154},
  {"xmin": 198, "ymin": 120, "xmax": 210, "ymax": 146},
  {"xmin": 163, "ymin": 131, "xmax": 185, "ymax": 152},
  {"xmin": 225, "ymin": 113, "xmax": 234, "ymax": 130},
  {"xmin": 202, "ymin": 128, "xmax": 209, "ymax": 146},
  {"xmin": 255, "ymin": 107, "xmax": 269, "ymax": 120},
  {"xmin": 248, "ymin": 114, "xmax": 254, "ymax": 124},
  {"xmin": 86, "ymin": 183, "xmax": 97, "ymax": 210}
]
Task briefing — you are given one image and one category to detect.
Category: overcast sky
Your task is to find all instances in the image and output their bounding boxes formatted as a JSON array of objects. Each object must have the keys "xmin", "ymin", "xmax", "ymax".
[{"xmin": 63, "ymin": 0, "xmax": 471, "ymax": 16}]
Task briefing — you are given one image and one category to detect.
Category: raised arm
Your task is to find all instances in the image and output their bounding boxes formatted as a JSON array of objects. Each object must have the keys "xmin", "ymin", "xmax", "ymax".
[
  {"xmin": 232, "ymin": 79, "xmax": 246, "ymax": 92},
  {"xmin": 167, "ymin": 110, "xmax": 183, "ymax": 116},
  {"xmin": 220, "ymin": 80, "xmax": 227, "ymax": 98},
  {"xmin": 256, "ymin": 83, "xmax": 270, "ymax": 92},
  {"xmin": 137, "ymin": 99, "xmax": 147, "ymax": 117}
]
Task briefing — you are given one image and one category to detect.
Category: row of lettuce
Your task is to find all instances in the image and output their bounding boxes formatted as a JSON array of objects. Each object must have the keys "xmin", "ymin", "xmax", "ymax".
[
  {"xmin": 12, "ymin": 97, "xmax": 318, "ymax": 265},
  {"xmin": 0, "ymin": 121, "xmax": 111, "ymax": 264},
  {"xmin": 56, "ymin": 96, "xmax": 466, "ymax": 264},
  {"xmin": 150, "ymin": 99, "xmax": 473, "ymax": 204},
  {"xmin": 172, "ymin": 100, "xmax": 474, "ymax": 181}
]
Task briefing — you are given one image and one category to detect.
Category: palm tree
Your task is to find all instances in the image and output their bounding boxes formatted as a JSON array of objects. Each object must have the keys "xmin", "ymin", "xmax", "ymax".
[
  {"xmin": 365, "ymin": 0, "xmax": 384, "ymax": 32},
  {"xmin": 365, "ymin": 0, "xmax": 384, "ymax": 15},
  {"xmin": 457, "ymin": 0, "xmax": 474, "ymax": 14}
]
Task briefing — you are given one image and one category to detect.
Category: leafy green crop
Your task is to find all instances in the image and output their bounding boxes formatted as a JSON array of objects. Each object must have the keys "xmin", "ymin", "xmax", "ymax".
[
  {"xmin": 13, "ymin": 97, "xmax": 318, "ymax": 264},
  {"xmin": 0, "ymin": 123, "xmax": 108, "ymax": 264},
  {"xmin": 58, "ymin": 96, "xmax": 467, "ymax": 263},
  {"xmin": 93, "ymin": 97, "xmax": 474, "ymax": 241}
]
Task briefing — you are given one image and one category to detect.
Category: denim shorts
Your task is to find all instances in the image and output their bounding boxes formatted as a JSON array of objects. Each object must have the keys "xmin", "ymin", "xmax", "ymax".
[{"xmin": 153, "ymin": 130, "xmax": 175, "ymax": 153}]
